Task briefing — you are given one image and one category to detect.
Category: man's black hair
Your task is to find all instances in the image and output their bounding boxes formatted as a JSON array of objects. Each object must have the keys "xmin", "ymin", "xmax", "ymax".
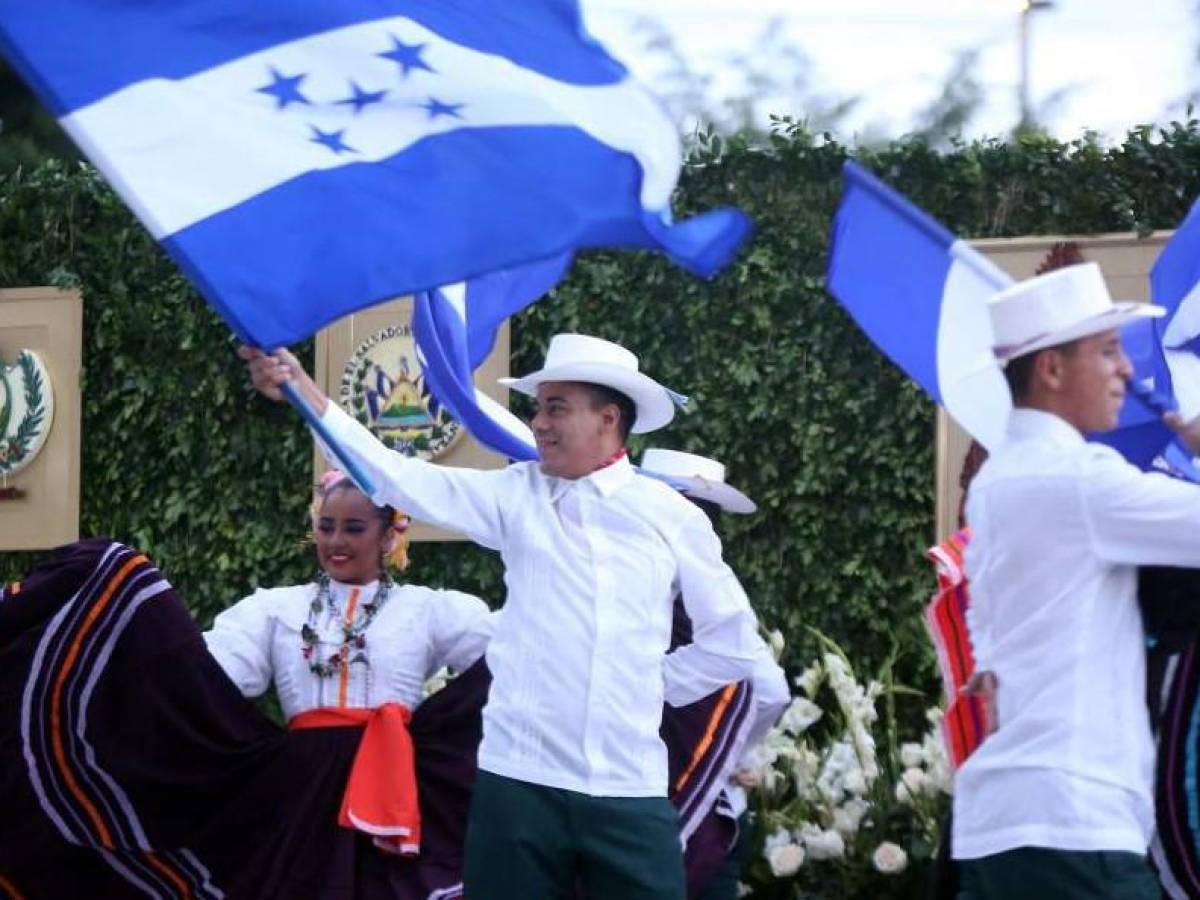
[
  {"xmin": 579, "ymin": 383, "xmax": 637, "ymax": 443},
  {"xmin": 1003, "ymin": 338, "xmax": 1080, "ymax": 403}
]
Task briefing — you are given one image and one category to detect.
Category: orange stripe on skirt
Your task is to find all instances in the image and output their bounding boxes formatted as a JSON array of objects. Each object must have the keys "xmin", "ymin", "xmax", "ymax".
[
  {"xmin": 674, "ymin": 682, "xmax": 737, "ymax": 792},
  {"xmin": 50, "ymin": 553, "xmax": 147, "ymax": 849},
  {"xmin": 143, "ymin": 852, "xmax": 192, "ymax": 900},
  {"xmin": 0, "ymin": 873, "xmax": 27, "ymax": 900}
]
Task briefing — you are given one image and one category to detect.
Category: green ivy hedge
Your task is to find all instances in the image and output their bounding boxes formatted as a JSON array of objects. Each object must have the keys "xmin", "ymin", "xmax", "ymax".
[{"xmin": 4, "ymin": 119, "xmax": 1200, "ymax": 691}]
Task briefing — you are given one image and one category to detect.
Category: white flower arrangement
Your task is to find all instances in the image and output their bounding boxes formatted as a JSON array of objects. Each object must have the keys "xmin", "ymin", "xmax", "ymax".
[{"xmin": 744, "ymin": 630, "xmax": 952, "ymax": 898}]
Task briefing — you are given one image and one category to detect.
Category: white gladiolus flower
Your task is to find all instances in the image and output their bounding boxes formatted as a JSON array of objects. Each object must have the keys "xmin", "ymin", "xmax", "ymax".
[
  {"xmin": 780, "ymin": 697, "xmax": 823, "ymax": 735},
  {"xmin": 895, "ymin": 766, "xmax": 929, "ymax": 803},
  {"xmin": 737, "ymin": 883, "xmax": 753, "ymax": 898},
  {"xmin": 872, "ymin": 841, "xmax": 908, "ymax": 874},
  {"xmin": 832, "ymin": 797, "xmax": 870, "ymax": 836},
  {"xmin": 842, "ymin": 767, "xmax": 867, "ymax": 796},
  {"xmin": 796, "ymin": 663, "xmax": 823, "ymax": 698},
  {"xmin": 768, "ymin": 629, "xmax": 786, "ymax": 660},
  {"xmin": 900, "ymin": 742, "xmax": 925, "ymax": 768},
  {"xmin": 799, "ymin": 824, "xmax": 846, "ymax": 861},
  {"xmin": 766, "ymin": 842, "xmax": 806, "ymax": 877}
]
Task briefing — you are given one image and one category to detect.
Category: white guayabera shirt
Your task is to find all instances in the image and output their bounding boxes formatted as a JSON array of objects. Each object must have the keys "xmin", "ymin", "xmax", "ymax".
[
  {"xmin": 204, "ymin": 578, "xmax": 492, "ymax": 719},
  {"xmin": 954, "ymin": 408, "xmax": 1200, "ymax": 859},
  {"xmin": 319, "ymin": 403, "xmax": 766, "ymax": 797}
]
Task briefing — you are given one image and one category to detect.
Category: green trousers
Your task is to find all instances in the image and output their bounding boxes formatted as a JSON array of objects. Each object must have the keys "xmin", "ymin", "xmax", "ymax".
[
  {"xmin": 957, "ymin": 846, "xmax": 1159, "ymax": 900},
  {"xmin": 462, "ymin": 770, "xmax": 686, "ymax": 900}
]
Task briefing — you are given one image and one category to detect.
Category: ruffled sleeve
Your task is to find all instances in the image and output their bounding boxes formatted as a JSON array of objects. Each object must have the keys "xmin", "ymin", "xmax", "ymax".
[
  {"xmin": 203, "ymin": 588, "xmax": 277, "ymax": 698},
  {"xmin": 427, "ymin": 589, "xmax": 496, "ymax": 674}
]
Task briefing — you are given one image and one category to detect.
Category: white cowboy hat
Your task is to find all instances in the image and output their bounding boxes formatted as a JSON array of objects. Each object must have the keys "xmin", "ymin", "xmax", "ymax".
[
  {"xmin": 499, "ymin": 333, "xmax": 676, "ymax": 433},
  {"xmin": 639, "ymin": 448, "xmax": 757, "ymax": 514},
  {"xmin": 989, "ymin": 262, "xmax": 1164, "ymax": 361}
]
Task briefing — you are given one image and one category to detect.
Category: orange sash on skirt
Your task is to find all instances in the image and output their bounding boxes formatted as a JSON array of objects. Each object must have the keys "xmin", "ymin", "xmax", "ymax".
[{"xmin": 289, "ymin": 703, "xmax": 420, "ymax": 855}]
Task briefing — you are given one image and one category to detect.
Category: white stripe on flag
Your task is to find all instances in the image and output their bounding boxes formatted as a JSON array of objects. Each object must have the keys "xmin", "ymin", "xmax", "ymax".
[
  {"xmin": 937, "ymin": 241, "xmax": 1012, "ymax": 450},
  {"xmin": 61, "ymin": 15, "xmax": 680, "ymax": 238}
]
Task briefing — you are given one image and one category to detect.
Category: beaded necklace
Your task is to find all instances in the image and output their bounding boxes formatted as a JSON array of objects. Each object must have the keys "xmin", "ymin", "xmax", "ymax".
[{"xmin": 300, "ymin": 572, "xmax": 392, "ymax": 678}]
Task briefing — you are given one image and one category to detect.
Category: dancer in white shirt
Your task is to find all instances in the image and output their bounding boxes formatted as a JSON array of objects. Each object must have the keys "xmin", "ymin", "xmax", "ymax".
[
  {"xmin": 953, "ymin": 263, "xmax": 1200, "ymax": 899},
  {"xmin": 241, "ymin": 334, "xmax": 766, "ymax": 899}
]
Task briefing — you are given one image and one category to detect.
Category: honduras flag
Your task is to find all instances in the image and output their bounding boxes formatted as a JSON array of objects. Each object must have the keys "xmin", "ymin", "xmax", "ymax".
[
  {"xmin": 0, "ymin": 0, "xmax": 752, "ymax": 349},
  {"xmin": 826, "ymin": 161, "xmax": 1013, "ymax": 450},
  {"xmin": 411, "ymin": 254, "xmax": 574, "ymax": 462},
  {"xmin": 1093, "ymin": 195, "xmax": 1200, "ymax": 481},
  {"xmin": 1153, "ymin": 193, "xmax": 1200, "ymax": 425}
]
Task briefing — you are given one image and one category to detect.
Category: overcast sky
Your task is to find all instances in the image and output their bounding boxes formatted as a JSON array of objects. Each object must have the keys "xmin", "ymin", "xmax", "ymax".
[{"xmin": 579, "ymin": 0, "xmax": 1199, "ymax": 141}]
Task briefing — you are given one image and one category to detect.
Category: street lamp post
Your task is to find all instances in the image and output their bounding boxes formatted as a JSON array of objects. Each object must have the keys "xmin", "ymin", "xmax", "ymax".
[{"xmin": 1019, "ymin": 0, "xmax": 1055, "ymax": 130}]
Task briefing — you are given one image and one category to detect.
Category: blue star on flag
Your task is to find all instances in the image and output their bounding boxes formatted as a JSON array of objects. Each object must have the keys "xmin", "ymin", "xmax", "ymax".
[
  {"xmin": 336, "ymin": 81, "xmax": 388, "ymax": 114},
  {"xmin": 423, "ymin": 97, "xmax": 465, "ymax": 120},
  {"xmin": 378, "ymin": 36, "xmax": 435, "ymax": 77},
  {"xmin": 256, "ymin": 67, "xmax": 311, "ymax": 109},
  {"xmin": 309, "ymin": 125, "xmax": 357, "ymax": 155}
]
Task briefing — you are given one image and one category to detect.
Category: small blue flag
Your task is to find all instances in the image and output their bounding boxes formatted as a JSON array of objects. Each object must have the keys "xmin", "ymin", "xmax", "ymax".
[
  {"xmin": 0, "ymin": 0, "xmax": 752, "ymax": 349},
  {"xmin": 826, "ymin": 161, "xmax": 1013, "ymax": 449}
]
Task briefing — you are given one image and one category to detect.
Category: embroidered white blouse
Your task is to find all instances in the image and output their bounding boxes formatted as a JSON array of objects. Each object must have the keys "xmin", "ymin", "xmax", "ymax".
[{"xmin": 203, "ymin": 578, "xmax": 493, "ymax": 720}]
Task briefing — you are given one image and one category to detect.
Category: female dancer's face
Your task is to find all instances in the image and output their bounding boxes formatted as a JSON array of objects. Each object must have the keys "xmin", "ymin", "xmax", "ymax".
[{"xmin": 314, "ymin": 487, "xmax": 391, "ymax": 585}]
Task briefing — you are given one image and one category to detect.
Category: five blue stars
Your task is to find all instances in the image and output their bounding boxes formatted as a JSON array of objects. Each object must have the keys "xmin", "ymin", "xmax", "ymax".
[
  {"xmin": 336, "ymin": 81, "xmax": 388, "ymax": 114},
  {"xmin": 309, "ymin": 126, "xmax": 357, "ymax": 155},
  {"xmin": 256, "ymin": 67, "xmax": 311, "ymax": 109},
  {"xmin": 259, "ymin": 35, "xmax": 465, "ymax": 154},
  {"xmin": 423, "ymin": 97, "xmax": 465, "ymax": 120},
  {"xmin": 378, "ymin": 36, "xmax": 435, "ymax": 77}
]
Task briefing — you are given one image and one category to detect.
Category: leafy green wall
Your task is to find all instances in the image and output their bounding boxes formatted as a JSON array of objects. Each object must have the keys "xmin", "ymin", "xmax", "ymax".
[{"xmin": 4, "ymin": 119, "xmax": 1200, "ymax": 688}]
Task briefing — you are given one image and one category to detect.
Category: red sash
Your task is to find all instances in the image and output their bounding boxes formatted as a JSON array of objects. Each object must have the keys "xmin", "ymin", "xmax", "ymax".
[
  {"xmin": 924, "ymin": 528, "xmax": 988, "ymax": 769},
  {"xmin": 289, "ymin": 703, "xmax": 420, "ymax": 855}
]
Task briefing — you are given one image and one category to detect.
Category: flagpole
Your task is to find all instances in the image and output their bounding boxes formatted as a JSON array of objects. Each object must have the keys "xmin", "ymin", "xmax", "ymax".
[{"xmin": 280, "ymin": 380, "xmax": 377, "ymax": 496}]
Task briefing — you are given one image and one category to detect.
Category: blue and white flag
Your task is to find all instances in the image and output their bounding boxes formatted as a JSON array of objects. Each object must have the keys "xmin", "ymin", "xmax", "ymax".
[
  {"xmin": 1095, "ymin": 194, "xmax": 1200, "ymax": 481},
  {"xmin": 411, "ymin": 254, "xmax": 574, "ymax": 462},
  {"xmin": 826, "ymin": 161, "xmax": 1013, "ymax": 449},
  {"xmin": 1155, "ymin": 193, "xmax": 1200, "ymax": 355},
  {"xmin": 0, "ymin": 0, "xmax": 752, "ymax": 348}
]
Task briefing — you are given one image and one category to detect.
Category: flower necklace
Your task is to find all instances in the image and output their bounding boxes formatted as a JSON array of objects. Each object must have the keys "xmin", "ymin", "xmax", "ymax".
[{"xmin": 300, "ymin": 572, "xmax": 392, "ymax": 678}]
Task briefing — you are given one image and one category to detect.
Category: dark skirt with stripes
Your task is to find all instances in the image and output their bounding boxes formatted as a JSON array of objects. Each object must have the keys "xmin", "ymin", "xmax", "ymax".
[{"xmin": 0, "ymin": 540, "xmax": 751, "ymax": 900}]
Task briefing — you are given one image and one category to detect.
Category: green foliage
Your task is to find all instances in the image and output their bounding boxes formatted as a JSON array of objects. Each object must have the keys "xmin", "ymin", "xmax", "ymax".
[{"xmin": 3, "ymin": 119, "xmax": 1200, "ymax": 692}]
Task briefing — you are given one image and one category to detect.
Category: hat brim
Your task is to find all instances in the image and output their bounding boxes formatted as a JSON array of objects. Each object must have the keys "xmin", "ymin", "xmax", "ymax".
[
  {"xmin": 679, "ymin": 478, "xmax": 757, "ymax": 515},
  {"xmin": 499, "ymin": 363, "xmax": 675, "ymax": 433},
  {"xmin": 995, "ymin": 302, "xmax": 1165, "ymax": 361}
]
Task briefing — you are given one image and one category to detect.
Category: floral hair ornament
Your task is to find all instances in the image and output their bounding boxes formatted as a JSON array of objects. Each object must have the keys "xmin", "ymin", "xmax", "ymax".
[
  {"xmin": 388, "ymin": 509, "xmax": 412, "ymax": 572},
  {"xmin": 311, "ymin": 469, "xmax": 412, "ymax": 572}
]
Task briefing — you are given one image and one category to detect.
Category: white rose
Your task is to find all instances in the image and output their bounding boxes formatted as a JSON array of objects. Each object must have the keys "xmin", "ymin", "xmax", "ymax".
[
  {"xmin": 763, "ymin": 827, "xmax": 793, "ymax": 856},
  {"xmin": 780, "ymin": 697, "xmax": 823, "ymax": 735},
  {"xmin": 872, "ymin": 841, "xmax": 908, "ymax": 874},
  {"xmin": 900, "ymin": 742, "xmax": 925, "ymax": 768},
  {"xmin": 767, "ymin": 842, "xmax": 806, "ymax": 877},
  {"xmin": 801, "ymin": 826, "xmax": 846, "ymax": 861}
]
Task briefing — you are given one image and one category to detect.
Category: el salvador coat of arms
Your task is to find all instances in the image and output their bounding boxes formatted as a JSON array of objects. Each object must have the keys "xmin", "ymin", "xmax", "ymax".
[
  {"xmin": 0, "ymin": 349, "xmax": 54, "ymax": 478},
  {"xmin": 339, "ymin": 325, "xmax": 461, "ymax": 460}
]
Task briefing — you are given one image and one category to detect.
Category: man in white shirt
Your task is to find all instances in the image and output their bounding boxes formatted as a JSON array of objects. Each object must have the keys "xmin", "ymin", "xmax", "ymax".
[
  {"xmin": 241, "ymin": 334, "xmax": 767, "ymax": 899},
  {"xmin": 953, "ymin": 262, "xmax": 1200, "ymax": 898}
]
